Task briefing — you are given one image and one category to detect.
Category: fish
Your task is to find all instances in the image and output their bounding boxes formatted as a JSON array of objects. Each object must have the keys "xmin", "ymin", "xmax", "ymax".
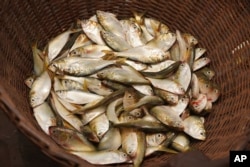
[
  {"xmin": 33, "ymin": 102, "xmax": 56, "ymax": 134},
  {"xmin": 146, "ymin": 32, "xmax": 176, "ymax": 52},
  {"xmin": 133, "ymin": 131, "xmax": 146, "ymax": 167},
  {"xmin": 195, "ymin": 67, "xmax": 215, "ymax": 80},
  {"xmin": 192, "ymin": 57, "xmax": 211, "ymax": 71},
  {"xmin": 144, "ymin": 17, "xmax": 169, "ymax": 36},
  {"xmin": 194, "ymin": 48, "xmax": 206, "ymax": 60},
  {"xmin": 98, "ymin": 127, "xmax": 121, "ymax": 151},
  {"xmin": 141, "ymin": 61, "xmax": 181, "ymax": 79},
  {"xmin": 96, "ymin": 10, "xmax": 125, "ymax": 39},
  {"xmin": 49, "ymin": 126, "xmax": 96, "ymax": 151},
  {"xmin": 149, "ymin": 105, "xmax": 184, "ymax": 130},
  {"xmin": 171, "ymin": 62, "xmax": 191, "ymax": 92},
  {"xmin": 81, "ymin": 106, "xmax": 106, "ymax": 125},
  {"xmin": 121, "ymin": 19, "xmax": 145, "ymax": 47},
  {"xmin": 114, "ymin": 120, "xmax": 169, "ymax": 132},
  {"xmin": 125, "ymin": 95, "xmax": 164, "ymax": 112},
  {"xmin": 189, "ymin": 94, "xmax": 207, "ymax": 114},
  {"xmin": 102, "ymin": 46, "xmax": 170, "ymax": 64},
  {"xmin": 56, "ymin": 89, "xmax": 103, "ymax": 105},
  {"xmin": 29, "ymin": 71, "xmax": 51, "ymax": 107},
  {"xmin": 183, "ymin": 116, "xmax": 206, "ymax": 140},
  {"xmin": 171, "ymin": 133, "xmax": 191, "ymax": 152},
  {"xmin": 97, "ymin": 66, "xmax": 150, "ymax": 85},
  {"xmin": 154, "ymin": 88, "xmax": 179, "ymax": 105},
  {"xmin": 31, "ymin": 42, "xmax": 44, "ymax": 76},
  {"xmin": 146, "ymin": 77, "xmax": 185, "ymax": 95},
  {"xmin": 101, "ymin": 30, "xmax": 131, "ymax": 51},
  {"xmin": 24, "ymin": 75, "xmax": 35, "ymax": 88},
  {"xmin": 123, "ymin": 88, "xmax": 140, "ymax": 111},
  {"xmin": 146, "ymin": 133, "xmax": 167, "ymax": 146},
  {"xmin": 89, "ymin": 113, "xmax": 109, "ymax": 139},
  {"xmin": 47, "ymin": 28, "xmax": 80, "ymax": 62},
  {"xmin": 69, "ymin": 33, "xmax": 92, "ymax": 51},
  {"xmin": 50, "ymin": 91, "xmax": 83, "ymax": 132},
  {"xmin": 106, "ymin": 98, "xmax": 123, "ymax": 124},
  {"xmin": 80, "ymin": 19, "xmax": 106, "ymax": 45},
  {"xmin": 132, "ymin": 85, "xmax": 154, "ymax": 96},
  {"xmin": 48, "ymin": 57, "xmax": 117, "ymax": 76},
  {"xmin": 190, "ymin": 73, "xmax": 199, "ymax": 99},
  {"xmin": 71, "ymin": 150, "xmax": 130, "ymax": 165},
  {"xmin": 69, "ymin": 44, "xmax": 112, "ymax": 58},
  {"xmin": 142, "ymin": 60, "xmax": 176, "ymax": 72},
  {"xmin": 80, "ymin": 125, "xmax": 99, "ymax": 143}
]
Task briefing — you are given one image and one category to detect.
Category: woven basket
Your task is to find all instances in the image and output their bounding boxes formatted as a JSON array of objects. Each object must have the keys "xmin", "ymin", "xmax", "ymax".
[{"xmin": 0, "ymin": 0, "xmax": 250, "ymax": 166}]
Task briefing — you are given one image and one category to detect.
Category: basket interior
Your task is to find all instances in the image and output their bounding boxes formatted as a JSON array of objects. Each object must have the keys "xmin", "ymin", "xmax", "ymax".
[{"xmin": 0, "ymin": 0, "xmax": 250, "ymax": 166}]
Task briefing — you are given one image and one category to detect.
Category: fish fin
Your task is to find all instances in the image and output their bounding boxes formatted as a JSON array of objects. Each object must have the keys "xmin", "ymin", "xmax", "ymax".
[
  {"xmin": 115, "ymin": 58, "xmax": 127, "ymax": 65},
  {"xmin": 102, "ymin": 50, "xmax": 117, "ymax": 60},
  {"xmin": 132, "ymin": 11, "xmax": 146, "ymax": 25},
  {"xmin": 159, "ymin": 147, "xmax": 179, "ymax": 154},
  {"xmin": 83, "ymin": 80, "xmax": 89, "ymax": 91}
]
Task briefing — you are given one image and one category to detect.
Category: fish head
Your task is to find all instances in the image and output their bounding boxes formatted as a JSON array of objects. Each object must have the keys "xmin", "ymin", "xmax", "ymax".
[
  {"xmin": 49, "ymin": 126, "xmax": 71, "ymax": 145},
  {"xmin": 201, "ymin": 67, "xmax": 215, "ymax": 80},
  {"xmin": 30, "ymin": 93, "xmax": 44, "ymax": 107},
  {"xmin": 207, "ymin": 86, "xmax": 221, "ymax": 102},
  {"xmin": 48, "ymin": 62, "xmax": 58, "ymax": 72},
  {"xmin": 184, "ymin": 116, "xmax": 206, "ymax": 140}
]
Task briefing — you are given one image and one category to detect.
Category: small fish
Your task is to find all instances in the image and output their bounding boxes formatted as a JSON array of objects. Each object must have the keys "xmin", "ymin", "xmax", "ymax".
[
  {"xmin": 172, "ymin": 62, "xmax": 191, "ymax": 92},
  {"xmin": 49, "ymin": 126, "xmax": 96, "ymax": 151},
  {"xmin": 146, "ymin": 77, "xmax": 185, "ymax": 95},
  {"xmin": 154, "ymin": 88, "xmax": 179, "ymax": 105},
  {"xmin": 102, "ymin": 46, "xmax": 170, "ymax": 64},
  {"xmin": 123, "ymin": 88, "xmax": 140, "ymax": 111},
  {"xmin": 125, "ymin": 95, "xmax": 164, "ymax": 112},
  {"xmin": 89, "ymin": 113, "xmax": 109, "ymax": 139},
  {"xmin": 73, "ymin": 88, "xmax": 126, "ymax": 113},
  {"xmin": 190, "ymin": 73, "xmax": 199, "ymax": 99},
  {"xmin": 81, "ymin": 106, "xmax": 106, "ymax": 125},
  {"xmin": 80, "ymin": 125, "xmax": 99, "ymax": 143},
  {"xmin": 98, "ymin": 127, "xmax": 121, "ymax": 151},
  {"xmin": 56, "ymin": 89, "xmax": 103, "ymax": 105},
  {"xmin": 142, "ymin": 60, "xmax": 176, "ymax": 72},
  {"xmin": 121, "ymin": 128, "xmax": 138, "ymax": 158},
  {"xmin": 96, "ymin": 10, "xmax": 125, "ymax": 39},
  {"xmin": 171, "ymin": 133, "xmax": 191, "ymax": 152},
  {"xmin": 195, "ymin": 67, "xmax": 215, "ymax": 80},
  {"xmin": 150, "ymin": 105, "xmax": 184, "ymax": 130},
  {"xmin": 101, "ymin": 30, "xmax": 131, "ymax": 51},
  {"xmin": 132, "ymin": 85, "xmax": 154, "ymax": 96},
  {"xmin": 121, "ymin": 19, "xmax": 145, "ymax": 47},
  {"xmin": 69, "ymin": 44, "xmax": 111, "ymax": 58},
  {"xmin": 121, "ymin": 59, "xmax": 148, "ymax": 71},
  {"xmin": 47, "ymin": 28, "xmax": 80, "ymax": 62},
  {"xmin": 80, "ymin": 19, "xmax": 106, "ymax": 45},
  {"xmin": 144, "ymin": 17, "xmax": 169, "ymax": 36},
  {"xmin": 192, "ymin": 57, "xmax": 211, "ymax": 71},
  {"xmin": 183, "ymin": 116, "xmax": 206, "ymax": 140},
  {"xmin": 146, "ymin": 133, "xmax": 167, "ymax": 146},
  {"xmin": 71, "ymin": 150, "xmax": 130, "ymax": 165},
  {"xmin": 25, "ymin": 75, "xmax": 35, "ymax": 88},
  {"xmin": 133, "ymin": 131, "xmax": 146, "ymax": 167},
  {"xmin": 146, "ymin": 32, "xmax": 176, "ymax": 52},
  {"xmin": 114, "ymin": 120, "xmax": 169, "ymax": 132},
  {"xmin": 194, "ymin": 48, "xmax": 206, "ymax": 60},
  {"xmin": 33, "ymin": 102, "xmax": 56, "ymax": 134},
  {"xmin": 97, "ymin": 66, "xmax": 150, "ymax": 85},
  {"xmin": 106, "ymin": 98, "xmax": 123, "ymax": 124},
  {"xmin": 189, "ymin": 94, "xmax": 207, "ymax": 114},
  {"xmin": 31, "ymin": 42, "xmax": 44, "ymax": 76},
  {"xmin": 69, "ymin": 33, "xmax": 92, "ymax": 51},
  {"xmin": 141, "ymin": 61, "xmax": 181, "ymax": 79},
  {"xmin": 29, "ymin": 71, "xmax": 51, "ymax": 107},
  {"xmin": 101, "ymin": 80, "xmax": 127, "ymax": 90},
  {"xmin": 51, "ymin": 91, "xmax": 83, "ymax": 132},
  {"xmin": 48, "ymin": 57, "xmax": 116, "ymax": 76}
]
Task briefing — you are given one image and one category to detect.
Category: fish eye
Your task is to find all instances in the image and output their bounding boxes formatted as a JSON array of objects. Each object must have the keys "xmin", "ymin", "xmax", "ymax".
[
  {"xmin": 157, "ymin": 134, "xmax": 163, "ymax": 138},
  {"xmin": 207, "ymin": 71, "xmax": 211, "ymax": 74},
  {"xmin": 205, "ymin": 84, "xmax": 209, "ymax": 88},
  {"xmin": 214, "ymin": 89, "xmax": 219, "ymax": 93},
  {"xmin": 200, "ymin": 132, "xmax": 205, "ymax": 136},
  {"xmin": 97, "ymin": 132, "xmax": 102, "ymax": 136}
]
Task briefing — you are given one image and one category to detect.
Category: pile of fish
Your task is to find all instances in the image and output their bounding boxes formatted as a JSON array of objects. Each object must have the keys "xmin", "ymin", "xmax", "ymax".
[{"xmin": 25, "ymin": 10, "xmax": 221, "ymax": 166}]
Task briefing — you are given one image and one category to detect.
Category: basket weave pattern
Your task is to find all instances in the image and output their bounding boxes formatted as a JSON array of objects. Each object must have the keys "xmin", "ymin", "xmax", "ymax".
[{"xmin": 0, "ymin": 0, "xmax": 250, "ymax": 166}]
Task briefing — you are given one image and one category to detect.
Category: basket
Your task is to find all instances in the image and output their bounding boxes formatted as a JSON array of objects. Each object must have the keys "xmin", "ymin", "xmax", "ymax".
[{"xmin": 0, "ymin": 0, "xmax": 250, "ymax": 166}]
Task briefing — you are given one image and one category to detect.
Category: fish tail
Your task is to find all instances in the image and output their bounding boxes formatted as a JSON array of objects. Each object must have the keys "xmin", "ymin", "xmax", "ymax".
[{"xmin": 132, "ymin": 11, "xmax": 146, "ymax": 25}]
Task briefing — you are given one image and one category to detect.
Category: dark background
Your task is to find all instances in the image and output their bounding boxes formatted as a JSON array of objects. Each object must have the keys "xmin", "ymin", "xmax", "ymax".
[{"xmin": 0, "ymin": 110, "xmax": 61, "ymax": 167}]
